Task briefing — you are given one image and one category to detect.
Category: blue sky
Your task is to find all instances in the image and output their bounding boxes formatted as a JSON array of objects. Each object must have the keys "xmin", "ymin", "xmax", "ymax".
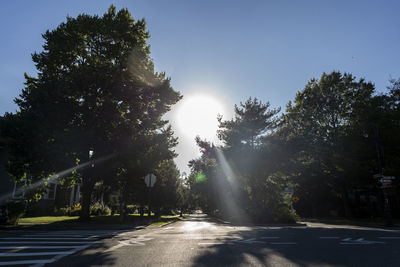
[{"xmin": 1, "ymin": 0, "xmax": 400, "ymax": 173}]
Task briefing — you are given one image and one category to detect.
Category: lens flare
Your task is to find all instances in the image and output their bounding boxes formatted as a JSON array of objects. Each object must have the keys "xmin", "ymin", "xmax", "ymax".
[{"xmin": 196, "ymin": 172, "xmax": 206, "ymax": 183}]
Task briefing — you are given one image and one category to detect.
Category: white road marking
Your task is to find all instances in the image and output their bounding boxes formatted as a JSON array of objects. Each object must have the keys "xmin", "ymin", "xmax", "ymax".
[
  {"xmin": 0, "ymin": 237, "xmax": 97, "ymax": 240},
  {"xmin": 104, "ymin": 243, "xmax": 125, "ymax": 252},
  {"xmin": 270, "ymin": 242, "xmax": 297, "ymax": 245},
  {"xmin": 233, "ymin": 238, "xmax": 267, "ymax": 244},
  {"xmin": 0, "ymin": 259, "xmax": 56, "ymax": 266},
  {"xmin": 0, "ymin": 246, "xmax": 89, "ymax": 249},
  {"xmin": 104, "ymin": 236, "xmax": 153, "ymax": 252},
  {"xmin": 23, "ymin": 234, "xmax": 99, "ymax": 237},
  {"xmin": 0, "ymin": 251, "xmax": 75, "ymax": 257},
  {"xmin": 198, "ymin": 242, "xmax": 225, "ymax": 245},
  {"xmin": 340, "ymin": 238, "xmax": 385, "ymax": 245},
  {"xmin": 0, "ymin": 241, "xmax": 97, "ymax": 244}
]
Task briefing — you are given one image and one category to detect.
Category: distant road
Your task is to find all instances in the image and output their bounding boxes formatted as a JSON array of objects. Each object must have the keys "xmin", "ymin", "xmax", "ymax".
[{"xmin": 2, "ymin": 212, "xmax": 400, "ymax": 266}]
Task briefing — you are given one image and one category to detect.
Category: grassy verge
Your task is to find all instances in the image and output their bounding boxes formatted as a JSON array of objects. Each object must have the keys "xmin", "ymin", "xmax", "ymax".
[
  {"xmin": 149, "ymin": 215, "xmax": 183, "ymax": 226},
  {"xmin": 15, "ymin": 214, "xmax": 182, "ymax": 226},
  {"xmin": 19, "ymin": 216, "xmax": 79, "ymax": 224}
]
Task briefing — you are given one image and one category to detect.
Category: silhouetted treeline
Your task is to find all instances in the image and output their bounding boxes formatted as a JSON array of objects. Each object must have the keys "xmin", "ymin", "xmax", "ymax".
[{"xmin": 188, "ymin": 72, "xmax": 400, "ymax": 222}]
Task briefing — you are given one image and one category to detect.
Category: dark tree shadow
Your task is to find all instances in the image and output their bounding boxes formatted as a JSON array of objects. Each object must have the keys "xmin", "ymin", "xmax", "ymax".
[{"xmin": 192, "ymin": 223, "xmax": 400, "ymax": 267}]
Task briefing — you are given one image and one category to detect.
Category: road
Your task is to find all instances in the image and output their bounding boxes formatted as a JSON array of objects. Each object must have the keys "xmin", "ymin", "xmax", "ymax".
[{"xmin": 1, "ymin": 212, "xmax": 400, "ymax": 266}]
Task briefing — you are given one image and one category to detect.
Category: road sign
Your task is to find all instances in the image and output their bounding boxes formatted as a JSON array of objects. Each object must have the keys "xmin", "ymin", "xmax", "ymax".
[
  {"xmin": 144, "ymin": 173, "xmax": 157, "ymax": 187},
  {"xmin": 383, "ymin": 176, "xmax": 395, "ymax": 180},
  {"xmin": 284, "ymin": 186, "xmax": 294, "ymax": 195}
]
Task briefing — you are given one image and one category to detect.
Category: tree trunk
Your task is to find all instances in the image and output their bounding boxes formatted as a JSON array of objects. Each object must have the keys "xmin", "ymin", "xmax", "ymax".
[
  {"xmin": 80, "ymin": 177, "xmax": 94, "ymax": 221},
  {"xmin": 341, "ymin": 184, "xmax": 353, "ymax": 219},
  {"xmin": 119, "ymin": 187, "xmax": 128, "ymax": 222}
]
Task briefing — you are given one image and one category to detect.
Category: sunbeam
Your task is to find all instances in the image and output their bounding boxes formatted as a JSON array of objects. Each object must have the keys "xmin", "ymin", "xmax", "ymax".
[
  {"xmin": 0, "ymin": 154, "xmax": 116, "ymax": 204},
  {"xmin": 214, "ymin": 148, "xmax": 248, "ymax": 222}
]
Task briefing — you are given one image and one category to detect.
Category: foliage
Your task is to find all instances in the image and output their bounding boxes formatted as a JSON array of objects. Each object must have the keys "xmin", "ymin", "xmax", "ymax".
[
  {"xmin": 2, "ymin": 5, "xmax": 181, "ymax": 221},
  {"xmin": 189, "ymin": 98, "xmax": 290, "ymax": 222},
  {"xmin": 56, "ymin": 203, "xmax": 82, "ymax": 216},
  {"xmin": 90, "ymin": 203, "xmax": 111, "ymax": 216},
  {"xmin": 5, "ymin": 200, "xmax": 26, "ymax": 225}
]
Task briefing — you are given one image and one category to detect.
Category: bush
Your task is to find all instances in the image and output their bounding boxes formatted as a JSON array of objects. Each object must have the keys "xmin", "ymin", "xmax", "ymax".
[
  {"xmin": 273, "ymin": 204, "xmax": 298, "ymax": 223},
  {"xmin": 126, "ymin": 205, "xmax": 137, "ymax": 214},
  {"xmin": 90, "ymin": 203, "xmax": 111, "ymax": 216},
  {"xmin": 54, "ymin": 203, "xmax": 82, "ymax": 216},
  {"xmin": 6, "ymin": 200, "xmax": 26, "ymax": 225}
]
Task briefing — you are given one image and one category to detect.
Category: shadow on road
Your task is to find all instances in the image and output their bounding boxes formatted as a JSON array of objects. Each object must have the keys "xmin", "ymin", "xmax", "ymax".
[{"xmin": 192, "ymin": 221, "xmax": 400, "ymax": 266}]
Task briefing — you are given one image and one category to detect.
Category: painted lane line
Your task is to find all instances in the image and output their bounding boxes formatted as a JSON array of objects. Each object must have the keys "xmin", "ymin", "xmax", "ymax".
[
  {"xmin": 0, "ymin": 259, "xmax": 56, "ymax": 266},
  {"xmin": 104, "ymin": 237, "xmax": 153, "ymax": 252},
  {"xmin": 340, "ymin": 238, "xmax": 385, "ymax": 245},
  {"xmin": 0, "ymin": 241, "xmax": 98, "ymax": 244},
  {"xmin": 104, "ymin": 243, "xmax": 125, "ymax": 252},
  {"xmin": 0, "ymin": 251, "xmax": 75, "ymax": 257},
  {"xmin": 198, "ymin": 242, "xmax": 226, "ymax": 245},
  {"xmin": 0, "ymin": 237, "xmax": 98, "ymax": 240},
  {"xmin": 23, "ymin": 233, "xmax": 100, "ymax": 237},
  {"xmin": 319, "ymin": 237, "xmax": 339, "ymax": 239},
  {"xmin": 0, "ymin": 245, "xmax": 89, "ymax": 249},
  {"xmin": 270, "ymin": 242, "xmax": 297, "ymax": 245}
]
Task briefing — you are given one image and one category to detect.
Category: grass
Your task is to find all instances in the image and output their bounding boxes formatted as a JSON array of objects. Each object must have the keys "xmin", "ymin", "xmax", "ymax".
[
  {"xmin": 16, "ymin": 214, "xmax": 182, "ymax": 226},
  {"xmin": 19, "ymin": 216, "xmax": 79, "ymax": 224},
  {"xmin": 149, "ymin": 215, "xmax": 183, "ymax": 226}
]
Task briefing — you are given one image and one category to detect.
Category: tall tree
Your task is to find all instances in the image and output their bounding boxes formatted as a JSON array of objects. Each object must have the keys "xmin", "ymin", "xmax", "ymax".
[
  {"xmin": 280, "ymin": 71, "xmax": 375, "ymax": 218},
  {"xmin": 6, "ymin": 6, "xmax": 181, "ymax": 220}
]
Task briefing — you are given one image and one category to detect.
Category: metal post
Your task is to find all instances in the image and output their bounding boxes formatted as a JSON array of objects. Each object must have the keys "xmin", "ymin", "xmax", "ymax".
[{"xmin": 148, "ymin": 175, "xmax": 152, "ymax": 218}]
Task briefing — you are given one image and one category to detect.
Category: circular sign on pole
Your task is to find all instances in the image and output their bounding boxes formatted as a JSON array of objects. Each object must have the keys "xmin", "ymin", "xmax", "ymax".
[{"xmin": 144, "ymin": 173, "xmax": 157, "ymax": 187}]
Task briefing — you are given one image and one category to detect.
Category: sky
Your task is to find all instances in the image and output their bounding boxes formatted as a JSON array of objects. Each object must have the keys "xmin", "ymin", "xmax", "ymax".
[{"xmin": 1, "ymin": 0, "xmax": 400, "ymax": 174}]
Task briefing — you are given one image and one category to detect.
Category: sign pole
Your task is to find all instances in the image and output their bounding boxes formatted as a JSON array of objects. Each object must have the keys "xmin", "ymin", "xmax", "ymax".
[
  {"xmin": 148, "ymin": 175, "xmax": 152, "ymax": 218},
  {"xmin": 144, "ymin": 174, "xmax": 157, "ymax": 218}
]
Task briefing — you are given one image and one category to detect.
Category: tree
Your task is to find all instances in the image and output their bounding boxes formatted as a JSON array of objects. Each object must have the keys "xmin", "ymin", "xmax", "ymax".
[
  {"xmin": 5, "ymin": 6, "xmax": 181, "ymax": 220},
  {"xmin": 217, "ymin": 97, "xmax": 280, "ymax": 148},
  {"xmin": 188, "ymin": 98, "xmax": 294, "ymax": 222},
  {"xmin": 280, "ymin": 71, "xmax": 375, "ymax": 218}
]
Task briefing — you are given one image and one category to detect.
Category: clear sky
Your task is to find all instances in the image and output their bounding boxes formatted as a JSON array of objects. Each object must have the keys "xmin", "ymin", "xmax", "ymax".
[{"xmin": 1, "ymin": 0, "xmax": 400, "ymax": 174}]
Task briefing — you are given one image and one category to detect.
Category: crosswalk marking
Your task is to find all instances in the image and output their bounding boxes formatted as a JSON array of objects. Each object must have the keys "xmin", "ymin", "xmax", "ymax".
[
  {"xmin": 0, "ymin": 241, "xmax": 97, "ymax": 244},
  {"xmin": 0, "ymin": 237, "xmax": 97, "ymax": 240},
  {"xmin": 0, "ymin": 251, "xmax": 76, "ymax": 257},
  {"xmin": 0, "ymin": 232, "xmax": 107, "ymax": 267},
  {"xmin": 0, "ymin": 259, "xmax": 56, "ymax": 266},
  {"xmin": 0, "ymin": 245, "xmax": 89, "ymax": 249},
  {"xmin": 270, "ymin": 242, "xmax": 297, "ymax": 245}
]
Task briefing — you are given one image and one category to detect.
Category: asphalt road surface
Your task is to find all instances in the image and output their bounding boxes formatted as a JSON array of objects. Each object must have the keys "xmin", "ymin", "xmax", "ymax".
[{"xmin": 2, "ymin": 212, "xmax": 400, "ymax": 266}]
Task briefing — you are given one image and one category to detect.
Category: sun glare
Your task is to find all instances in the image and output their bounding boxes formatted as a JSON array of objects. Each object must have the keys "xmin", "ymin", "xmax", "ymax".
[{"xmin": 176, "ymin": 94, "xmax": 226, "ymax": 141}]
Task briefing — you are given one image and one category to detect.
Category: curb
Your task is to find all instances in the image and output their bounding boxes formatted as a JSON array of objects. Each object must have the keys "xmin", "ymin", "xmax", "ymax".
[{"xmin": 208, "ymin": 214, "xmax": 306, "ymax": 227}]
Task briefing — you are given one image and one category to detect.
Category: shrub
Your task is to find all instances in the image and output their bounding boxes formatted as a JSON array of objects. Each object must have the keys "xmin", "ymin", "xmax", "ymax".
[
  {"xmin": 6, "ymin": 200, "xmax": 26, "ymax": 225},
  {"xmin": 90, "ymin": 203, "xmax": 111, "ymax": 216},
  {"xmin": 273, "ymin": 204, "xmax": 298, "ymax": 223},
  {"xmin": 126, "ymin": 205, "xmax": 137, "ymax": 214},
  {"xmin": 54, "ymin": 203, "xmax": 82, "ymax": 216}
]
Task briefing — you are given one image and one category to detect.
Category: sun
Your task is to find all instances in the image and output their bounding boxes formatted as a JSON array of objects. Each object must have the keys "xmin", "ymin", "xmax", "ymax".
[{"xmin": 176, "ymin": 94, "xmax": 226, "ymax": 141}]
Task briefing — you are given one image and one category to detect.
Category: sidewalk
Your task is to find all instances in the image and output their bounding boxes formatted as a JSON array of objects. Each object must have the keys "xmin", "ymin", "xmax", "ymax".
[{"xmin": 302, "ymin": 218, "xmax": 400, "ymax": 230}]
